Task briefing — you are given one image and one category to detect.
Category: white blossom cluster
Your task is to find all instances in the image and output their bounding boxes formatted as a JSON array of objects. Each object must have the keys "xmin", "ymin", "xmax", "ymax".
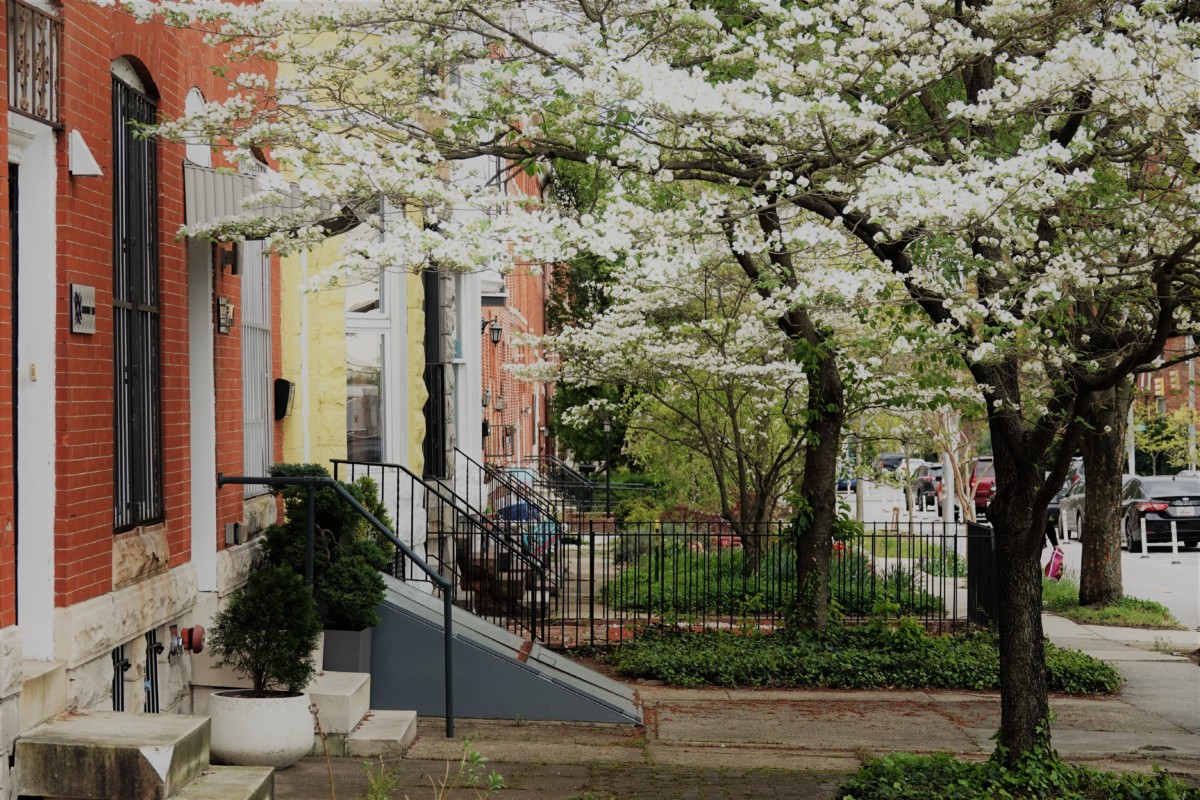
[{"xmin": 114, "ymin": 0, "xmax": 1200, "ymax": 417}]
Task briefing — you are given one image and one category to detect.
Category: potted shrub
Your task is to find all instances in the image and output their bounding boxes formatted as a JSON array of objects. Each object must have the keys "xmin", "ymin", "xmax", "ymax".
[
  {"xmin": 261, "ymin": 463, "xmax": 392, "ymax": 672},
  {"xmin": 206, "ymin": 564, "xmax": 323, "ymax": 768}
]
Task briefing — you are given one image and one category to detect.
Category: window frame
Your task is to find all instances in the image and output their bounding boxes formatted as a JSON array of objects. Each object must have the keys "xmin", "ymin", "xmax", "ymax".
[{"xmin": 112, "ymin": 75, "xmax": 164, "ymax": 532}]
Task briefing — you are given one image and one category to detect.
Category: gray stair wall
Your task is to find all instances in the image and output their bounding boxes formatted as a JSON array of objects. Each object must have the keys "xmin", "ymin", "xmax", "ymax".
[{"xmin": 371, "ymin": 575, "xmax": 641, "ymax": 726}]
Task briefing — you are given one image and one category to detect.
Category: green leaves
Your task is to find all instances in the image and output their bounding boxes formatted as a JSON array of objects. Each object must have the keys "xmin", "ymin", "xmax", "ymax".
[
  {"xmin": 837, "ymin": 750, "xmax": 1198, "ymax": 799},
  {"xmin": 603, "ymin": 626, "xmax": 1122, "ymax": 695}
]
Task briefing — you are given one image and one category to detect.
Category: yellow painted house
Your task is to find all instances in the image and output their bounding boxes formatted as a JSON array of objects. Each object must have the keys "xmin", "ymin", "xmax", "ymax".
[{"xmin": 278, "ymin": 238, "xmax": 429, "ymax": 474}]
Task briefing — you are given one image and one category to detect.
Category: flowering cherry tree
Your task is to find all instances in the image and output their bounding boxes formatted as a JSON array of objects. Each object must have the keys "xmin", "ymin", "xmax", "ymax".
[{"xmin": 126, "ymin": 0, "xmax": 1200, "ymax": 760}]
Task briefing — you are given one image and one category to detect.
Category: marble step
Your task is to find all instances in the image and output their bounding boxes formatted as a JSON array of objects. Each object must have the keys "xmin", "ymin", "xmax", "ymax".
[
  {"xmin": 346, "ymin": 710, "xmax": 418, "ymax": 757},
  {"xmin": 173, "ymin": 766, "xmax": 274, "ymax": 800},
  {"xmin": 16, "ymin": 710, "xmax": 210, "ymax": 800}
]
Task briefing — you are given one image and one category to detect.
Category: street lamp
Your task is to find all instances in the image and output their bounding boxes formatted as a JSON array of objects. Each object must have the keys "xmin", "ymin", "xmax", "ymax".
[{"xmin": 603, "ymin": 419, "xmax": 612, "ymax": 517}]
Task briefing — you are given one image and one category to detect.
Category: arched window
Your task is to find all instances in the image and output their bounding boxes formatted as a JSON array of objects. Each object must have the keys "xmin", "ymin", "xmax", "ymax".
[{"xmin": 112, "ymin": 58, "xmax": 163, "ymax": 530}]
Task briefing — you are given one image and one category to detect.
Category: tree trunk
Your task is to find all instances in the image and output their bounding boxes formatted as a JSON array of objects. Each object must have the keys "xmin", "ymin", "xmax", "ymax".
[
  {"xmin": 1079, "ymin": 381, "xmax": 1132, "ymax": 606},
  {"xmin": 986, "ymin": 418, "xmax": 1052, "ymax": 762},
  {"xmin": 793, "ymin": 352, "xmax": 844, "ymax": 630}
]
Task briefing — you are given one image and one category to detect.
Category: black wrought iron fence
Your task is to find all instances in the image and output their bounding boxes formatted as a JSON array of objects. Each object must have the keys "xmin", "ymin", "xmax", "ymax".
[{"xmin": 543, "ymin": 519, "xmax": 986, "ymax": 649}]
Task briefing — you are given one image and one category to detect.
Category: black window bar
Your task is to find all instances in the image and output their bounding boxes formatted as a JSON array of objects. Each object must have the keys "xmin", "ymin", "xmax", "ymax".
[
  {"xmin": 112, "ymin": 76, "xmax": 164, "ymax": 531},
  {"xmin": 423, "ymin": 363, "xmax": 448, "ymax": 479},
  {"xmin": 111, "ymin": 646, "xmax": 130, "ymax": 711},
  {"xmin": 144, "ymin": 630, "xmax": 163, "ymax": 712}
]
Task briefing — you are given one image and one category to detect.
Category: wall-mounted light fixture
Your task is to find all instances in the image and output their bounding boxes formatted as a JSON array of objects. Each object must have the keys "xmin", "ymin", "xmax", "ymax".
[
  {"xmin": 274, "ymin": 378, "xmax": 295, "ymax": 420},
  {"xmin": 482, "ymin": 388, "xmax": 492, "ymax": 408},
  {"xmin": 214, "ymin": 242, "xmax": 240, "ymax": 275},
  {"xmin": 481, "ymin": 316, "xmax": 503, "ymax": 345},
  {"xmin": 494, "ymin": 394, "xmax": 506, "ymax": 412}
]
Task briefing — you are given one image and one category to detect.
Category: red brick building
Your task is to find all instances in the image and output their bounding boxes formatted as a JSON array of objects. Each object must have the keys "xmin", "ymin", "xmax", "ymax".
[
  {"xmin": 1, "ymin": 1, "xmax": 280, "ymax": 788},
  {"xmin": 481, "ymin": 168, "xmax": 554, "ymax": 468}
]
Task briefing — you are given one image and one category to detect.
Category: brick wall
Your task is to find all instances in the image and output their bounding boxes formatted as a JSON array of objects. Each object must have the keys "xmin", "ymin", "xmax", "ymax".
[{"xmin": 49, "ymin": 2, "xmax": 270, "ymax": 606}]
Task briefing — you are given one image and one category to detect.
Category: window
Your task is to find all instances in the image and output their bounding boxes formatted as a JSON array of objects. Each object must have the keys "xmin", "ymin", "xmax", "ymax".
[
  {"xmin": 1156, "ymin": 396, "xmax": 1168, "ymax": 416},
  {"xmin": 346, "ymin": 332, "xmax": 383, "ymax": 462},
  {"xmin": 242, "ymin": 239, "xmax": 272, "ymax": 494},
  {"xmin": 113, "ymin": 75, "xmax": 163, "ymax": 530}
]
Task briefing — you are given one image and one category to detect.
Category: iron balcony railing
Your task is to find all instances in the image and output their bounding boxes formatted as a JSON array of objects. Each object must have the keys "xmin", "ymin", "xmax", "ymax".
[{"xmin": 7, "ymin": 0, "xmax": 61, "ymax": 128}]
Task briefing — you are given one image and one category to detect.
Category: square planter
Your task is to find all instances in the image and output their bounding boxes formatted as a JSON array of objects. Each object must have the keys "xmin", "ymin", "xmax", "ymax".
[{"xmin": 322, "ymin": 628, "xmax": 373, "ymax": 673}]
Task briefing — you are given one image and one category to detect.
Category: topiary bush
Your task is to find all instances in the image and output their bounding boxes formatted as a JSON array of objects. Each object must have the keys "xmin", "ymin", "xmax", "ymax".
[
  {"xmin": 261, "ymin": 463, "xmax": 393, "ymax": 631},
  {"xmin": 209, "ymin": 565, "xmax": 323, "ymax": 694}
]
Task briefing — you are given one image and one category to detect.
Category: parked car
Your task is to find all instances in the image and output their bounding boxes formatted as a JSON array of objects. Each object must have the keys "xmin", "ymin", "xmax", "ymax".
[
  {"xmin": 875, "ymin": 452, "xmax": 904, "ymax": 472},
  {"xmin": 1066, "ymin": 456, "xmax": 1084, "ymax": 487},
  {"xmin": 1058, "ymin": 478, "xmax": 1087, "ymax": 540},
  {"xmin": 910, "ymin": 464, "xmax": 941, "ymax": 511},
  {"xmin": 837, "ymin": 475, "xmax": 858, "ymax": 492},
  {"xmin": 969, "ymin": 456, "xmax": 996, "ymax": 515},
  {"xmin": 1058, "ymin": 473, "xmax": 1137, "ymax": 542},
  {"xmin": 1121, "ymin": 475, "xmax": 1200, "ymax": 552}
]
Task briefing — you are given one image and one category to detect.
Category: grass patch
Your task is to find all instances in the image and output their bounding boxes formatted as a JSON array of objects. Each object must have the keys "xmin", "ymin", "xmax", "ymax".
[
  {"xmin": 838, "ymin": 751, "xmax": 1199, "ymax": 799},
  {"xmin": 602, "ymin": 542, "xmax": 946, "ymax": 618},
  {"xmin": 851, "ymin": 534, "xmax": 967, "ymax": 577},
  {"xmin": 1044, "ymin": 578, "xmax": 1184, "ymax": 629},
  {"xmin": 603, "ymin": 625, "xmax": 1123, "ymax": 694}
]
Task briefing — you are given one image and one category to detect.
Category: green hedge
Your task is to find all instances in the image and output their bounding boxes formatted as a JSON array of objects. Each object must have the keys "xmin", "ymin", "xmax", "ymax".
[
  {"xmin": 601, "ymin": 542, "xmax": 944, "ymax": 618},
  {"xmin": 838, "ymin": 752, "xmax": 1199, "ymax": 799},
  {"xmin": 603, "ymin": 627, "xmax": 1123, "ymax": 694}
]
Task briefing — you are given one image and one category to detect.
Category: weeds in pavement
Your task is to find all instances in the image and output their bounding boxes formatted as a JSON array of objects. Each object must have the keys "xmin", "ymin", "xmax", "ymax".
[{"xmin": 356, "ymin": 740, "xmax": 505, "ymax": 800}]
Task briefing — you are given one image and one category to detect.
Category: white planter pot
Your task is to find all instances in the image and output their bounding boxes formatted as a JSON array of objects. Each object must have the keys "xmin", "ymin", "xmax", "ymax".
[{"xmin": 208, "ymin": 690, "xmax": 313, "ymax": 768}]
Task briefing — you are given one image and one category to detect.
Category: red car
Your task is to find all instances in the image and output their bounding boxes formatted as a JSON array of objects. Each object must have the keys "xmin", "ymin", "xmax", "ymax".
[{"xmin": 970, "ymin": 457, "xmax": 995, "ymax": 516}]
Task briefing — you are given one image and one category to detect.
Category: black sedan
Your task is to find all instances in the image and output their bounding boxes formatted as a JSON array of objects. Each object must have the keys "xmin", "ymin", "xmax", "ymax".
[{"xmin": 1121, "ymin": 475, "xmax": 1200, "ymax": 552}]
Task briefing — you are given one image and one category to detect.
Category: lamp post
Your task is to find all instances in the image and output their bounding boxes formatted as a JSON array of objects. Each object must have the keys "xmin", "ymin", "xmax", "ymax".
[{"xmin": 603, "ymin": 419, "xmax": 612, "ymax": 517}]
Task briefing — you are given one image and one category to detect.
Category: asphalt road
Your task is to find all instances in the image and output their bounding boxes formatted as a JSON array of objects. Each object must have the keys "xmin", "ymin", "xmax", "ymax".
[{"xmin": 854, "ymin": 481, "xmax": 1200, "ymax": 632}]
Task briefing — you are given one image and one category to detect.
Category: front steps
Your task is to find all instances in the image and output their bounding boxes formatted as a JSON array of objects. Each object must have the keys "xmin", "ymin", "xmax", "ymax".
[
  {"xmin": 13, "ymin": 672, "xmax": 417, "ymax": 800},
  {"xmin": 308, "ymin": 671, "xmax": 418, "ymax": 757},
  {"xmin": 15, "ymin": 711, "xmax": 271, "ymax": 800}
]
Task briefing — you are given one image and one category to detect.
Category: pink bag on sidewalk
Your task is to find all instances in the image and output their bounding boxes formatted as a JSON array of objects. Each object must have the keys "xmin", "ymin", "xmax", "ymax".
[{"xmin": 1044, "ymin": 545, "xmax": 1065, "ymax": 582}]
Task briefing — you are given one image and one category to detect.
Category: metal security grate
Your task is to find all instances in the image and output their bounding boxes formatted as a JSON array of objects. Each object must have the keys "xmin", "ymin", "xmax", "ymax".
[
  {"xmin": 111, "ymin": 646, "xmax": 130, "ymax": 711},
  {"xmin": 241, "ymin": 239, "xmax": 272, "ymax": 497},
  {"xmin": 423, "ymin": 363, "xmax": 448, "ymax": 478},
  {"xmin": 113, "ymin": 77, "xmax": 163, "ymax": 531},
  {"xmin": 144, "ymin": 630, "xmax": 163, "ymax": 712},
  {"xmin": 6, "ymin": 0, "xmax": 61, "ymax": 128}
]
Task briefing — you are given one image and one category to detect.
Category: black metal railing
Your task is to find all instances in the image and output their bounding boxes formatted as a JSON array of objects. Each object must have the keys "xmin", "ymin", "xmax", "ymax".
[
  {"xmin": 217, "ymin": 472, "xmax": 456, "ymax": 738},
  {"xmin": 524, "ymin": 455, "xmax": 595, "ymax": 510},
  {"xmin": 458, "ymin": 448, "xmax": 562, "ymax": 532},
  {"xmin": 7, "ymin": 0, "xmax": 61, "ymax": 128},
  {"xmin": 333, "ymin": 459, "xmax": 555, "ymax": 642},
  {"xmin": 539, "ymin": 519, "xmax": 983, "ymax": 650}
]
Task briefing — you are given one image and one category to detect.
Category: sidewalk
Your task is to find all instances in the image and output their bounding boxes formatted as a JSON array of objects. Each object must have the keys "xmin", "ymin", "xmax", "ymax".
[{"xmin": 275, "ymin": 615, "xmax": 1200, "ymax": 799}]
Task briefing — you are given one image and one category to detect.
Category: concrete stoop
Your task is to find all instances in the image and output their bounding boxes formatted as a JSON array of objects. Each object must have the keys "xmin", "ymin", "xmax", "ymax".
[
  {"xmin": 308, "ymin": 671, "xmax": 417, "ymax": 758},
  {"xmin": 14, "ymin": 710, "xmax": 272, "ymax": 800}
]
